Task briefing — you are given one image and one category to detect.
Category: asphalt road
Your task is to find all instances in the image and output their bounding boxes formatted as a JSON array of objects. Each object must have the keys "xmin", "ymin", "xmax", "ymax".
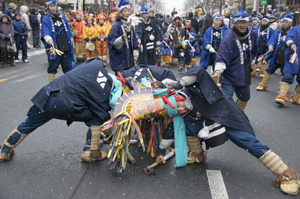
[{"xmin": 0, "ymin": 54, "xmax": 299, "ymax": 199}]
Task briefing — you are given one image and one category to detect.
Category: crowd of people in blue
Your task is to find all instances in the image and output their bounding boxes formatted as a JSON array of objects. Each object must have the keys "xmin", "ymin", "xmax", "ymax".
[{"xmin": 0, "ymin": 0, "xmax": 300, "ymax": 196}]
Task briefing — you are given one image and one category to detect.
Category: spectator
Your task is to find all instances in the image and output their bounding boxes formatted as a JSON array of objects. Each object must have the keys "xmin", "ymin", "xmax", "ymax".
[
  {"xmin": 13, "ymin": 12, "xmax": 29, "ymax": 63},
  {"xmin": 0, "ymin": 14, "xmax": 15, "ymax": 66},
  {"xmin": 8, "ymin": 3, "xmax": 17, "ymax": 20},
  {"xmin": 29, "ymin": 7, "xmax": 40, "ymax": 48},
  {"xmin": 20, "ymin": 6, "xmax": 31, "ymax": 49},
  {"xmin": 200, "ymin": 12, "xmax": 213, "ymax": 38},
  {"xmin": 39, "ymin": 6, "xmax": 46, "ymax": 22},
  {"xmin": 269, "ymin": 15, "xmax": 277, "ymax": 30},
  {"xmin": 186, "ymin": 12, "xmax": 199, "ymax": 33},
  {"xmin": 0, "ymin": 0, "xmax": 11, "ymax": 18}
]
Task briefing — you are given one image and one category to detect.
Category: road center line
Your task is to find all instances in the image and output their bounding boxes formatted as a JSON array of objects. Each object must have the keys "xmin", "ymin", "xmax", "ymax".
[
  {"xmin": 10, "ymin": 75, "xmax": 38, "ymax": 83},
  {"xmin": 0, "ymin": 69, "xmax": 24, "ymax": 77},
  {"xmin": 206, "ymin": 170, "xmax": 229, "ymax": 199}
]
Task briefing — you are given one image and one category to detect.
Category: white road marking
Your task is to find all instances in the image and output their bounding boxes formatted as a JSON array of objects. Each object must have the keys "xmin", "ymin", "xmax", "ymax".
[{"xmin": 206, "ymin": 170, "xmax": 229, "ymax": 199}]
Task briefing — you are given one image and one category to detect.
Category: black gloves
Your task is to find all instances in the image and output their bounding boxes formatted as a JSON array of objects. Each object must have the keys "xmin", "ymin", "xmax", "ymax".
[
  {"xmin": 169, "ymin": 81, "xmax": 183, "ymax": 90},
  {"xmin": 155, "ymin": 81, "xmax": 166, "ymax": 88},
  {"xmin": 91, "ymin": 38, "xmax": 96, "ymax": 42},
  {"xmin": 84, "ymin": 38, "xmax": 89, "ymax": 42},
  {"xmin": 4, "ymin": 36, "xmax": 10, "ymax": 41}
]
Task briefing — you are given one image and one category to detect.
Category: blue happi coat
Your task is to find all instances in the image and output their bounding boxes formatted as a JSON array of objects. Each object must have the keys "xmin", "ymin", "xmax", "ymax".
[
  {"xmin": 188, "ymin": 39, "xmax": 200, "ymax": 59},
  {"xmin": 254, "ymin": 26, "xmax": 274, "ymax": 54},
  {"xmin": 283, "ymin": 26, "xmax": 300, "ymax": 75},
  {"xmin": 41, "ymin": 13, "xmax": 74, "ymax": 61},
  {"xmin": 135, "ymin": 19, "xmax": 162, "ymax": 64},
  {"xmin": 107, "ymin": 20, "xmax": 138, "ymax": 71},
  {"xmin": 183, "ymin": 66, "xmax": 254, "ymax": 135},
  {"xmin": 31, "ymin": 58, "xmax": 112, "ymax": 123},
  {"xmin": 215, "ymin": 30, "xmax": 258, "ymax": 86},
  {"xmin": 158, "ymin": 40, "xmax": 174, "ymax": 56},
  {"xmin": 200, "ymin": 26, "xmax": 229, "ymax": 67},
  {"xmin": 267, "ymin": 28, "xmax": 291, "ymax": 67}
]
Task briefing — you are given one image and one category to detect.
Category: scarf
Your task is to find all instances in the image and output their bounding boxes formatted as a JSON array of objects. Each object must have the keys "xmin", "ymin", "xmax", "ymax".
[
  {"xmin": 260, "ymin": 24, "xmax": 269, "ymax": 31},
  {"xmin": 213, "ymin": 25, "xmax": 221, "ymax": 30},
  {"xmin": 282, "ymin": 26, "xmax": 291, "ymax": 33},
  {"xmin": 49, "ymin": 11, "xmax": 61, "ymax": 18}
]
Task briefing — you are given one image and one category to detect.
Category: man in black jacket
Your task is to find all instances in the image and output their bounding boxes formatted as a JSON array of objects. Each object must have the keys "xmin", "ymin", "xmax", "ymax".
[
  {"xmin": 29, "ymin": 7, "xmax": 40, "ymax": 48},
  {"xmin": 186, "ymin": 12, "xmax": 199, "ymax": 33}
]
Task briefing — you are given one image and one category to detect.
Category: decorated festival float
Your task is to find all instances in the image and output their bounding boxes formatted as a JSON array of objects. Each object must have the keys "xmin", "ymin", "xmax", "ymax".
[{"xmin": 100, "ymin": 69, "xmax": 185, "ymax": 174}]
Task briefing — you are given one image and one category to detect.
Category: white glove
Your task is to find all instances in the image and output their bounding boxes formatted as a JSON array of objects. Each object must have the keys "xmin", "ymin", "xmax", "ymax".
[
  {"xmin": 209, "ymin": 47, "xmax": 216, "ymax": 53},
  {"xmin": 162, "ymin": 78, "xmax": 178, "ymax": 86}
]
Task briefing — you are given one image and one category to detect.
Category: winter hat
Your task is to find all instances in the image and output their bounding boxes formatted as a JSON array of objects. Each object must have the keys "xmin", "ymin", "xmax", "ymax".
[
  {"xmin": 140, "ymin": 5, "xmax": 149, "ymax": 14},
  {"xmin": 118, "ymin": 0, "xmax": 130, "ymax": 13},
  {"xmin": 252, "ymin": 15, "xmax": 259, "ymax": 21},
  {"xmin": 262, "ymin": 15, "xmax": 270, "ymax": 22},
  {"xmin": 277, "ymin": 17, "xmax": 282, "ymax": 22},
  {"xmin": 14, "ymin": 12, "xmax": 21, "ymax": 17},
  {"xmin": 185, "ymin": 19, "xmax": 191, "ymax": 23},
  {"xmin": 46, "ymin": 0, "xmax": 57, "ymax": 6},
  {"xmin": 169, "ymin": 26, "xmax": 174, "ymax": 30},
  {"xmin": 173, "ymin": 14, "xmax": 181, "ymax": 21},
  {"xmin": 214, "ymin": 14, "xmax": 222, "ymax": 20},
  {"xmin": 269, "ymin": 15, "xmax": 276, "ymax": 19},
  {"xmin": 283, "ymin": 13, "xmax": 293, "ymax": 22},
  {"xmin": 164, "ymin": 32, "xmax": 169, "ymax": 37},
  {"xmin": 233, "ymin": 7, "xmax": 249, "ymax": 23},
  {"xmin": 8, "ymin": 3, "xmax": 17, "ymax": 9}
]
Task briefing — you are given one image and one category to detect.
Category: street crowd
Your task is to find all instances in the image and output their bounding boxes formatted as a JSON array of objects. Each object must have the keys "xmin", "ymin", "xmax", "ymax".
[{"xmin": 1, "ymin": 0, "xmax": 300, "ymax": 196}]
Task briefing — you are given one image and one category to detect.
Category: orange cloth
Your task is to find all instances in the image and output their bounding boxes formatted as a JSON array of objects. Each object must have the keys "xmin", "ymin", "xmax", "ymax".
[
  {"xmin": 73, "ymin": 20, "xmax": 86, "ymax": 42},
  {"xmin": 83, "ymin": 25, "xmax": 97, "ymax": 57},
  {"xmin": 163, "ymin": 55, "xmax": 172, "ymax": 64},
  {"xmin": 95, "ymin": 23, "xmax": 109, "ymax": 56}
]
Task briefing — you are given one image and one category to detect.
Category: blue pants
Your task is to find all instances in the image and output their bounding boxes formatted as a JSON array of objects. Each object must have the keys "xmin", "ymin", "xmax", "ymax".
[
  {"xmin": 14, "ymin": 37, "xmax": 27, "ymax": 61},
  {"xmin": 207, "ymin": 59, "xmax": 216, "ymax": 71},
  {"xmin": 226, "ymin": 127, "xmax": 269, "ymax": 158},
  {"xmin": 281, "ymin": 72, "xmax": 300, "ymax": 85},
  {"xmin": 266, "ymin": 64, "xmax": 283, "ymax": 75},
  {"xmin": 32, "ymin": 30, "xmax": 40, "ymax": 47},
  {"xmin": 17, "ymin": 93, "xmax": 102, "ymax": 135},
  {"xmin": 221, "ymin": 84, "xmax": 251, "ymax": 102},
  {"xmin": 48, "ymin": 51, "xmax": 72, "ymax": 74},
  {"xmin": 165, "ymin": 121, "xmax": 269, "ymax": 159}
]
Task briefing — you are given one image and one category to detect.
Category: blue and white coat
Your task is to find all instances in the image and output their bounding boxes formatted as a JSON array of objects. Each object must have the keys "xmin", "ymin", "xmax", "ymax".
[
  {"xmin": 41, "ymin": 13, "xmax": 74, "ymax": 61},
  {"xmin": 284, "ymin": 26, "xmax": 300, "ymax": 75},
  {"xmin": 200, "ymin": 26, "xmax": 229, "ymax": 67}
]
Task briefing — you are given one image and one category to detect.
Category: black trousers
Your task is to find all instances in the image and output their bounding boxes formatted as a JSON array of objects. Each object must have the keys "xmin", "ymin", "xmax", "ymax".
[{"xmin": 0, "ymin": 47, "xmax": 14, "ymax": 63}]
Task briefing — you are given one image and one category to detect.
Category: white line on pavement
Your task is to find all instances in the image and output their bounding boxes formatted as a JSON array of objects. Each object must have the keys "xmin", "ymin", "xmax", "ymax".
[{"xmin": 206, "ymin": 170, "xmax": 229, "ymax": 199}]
